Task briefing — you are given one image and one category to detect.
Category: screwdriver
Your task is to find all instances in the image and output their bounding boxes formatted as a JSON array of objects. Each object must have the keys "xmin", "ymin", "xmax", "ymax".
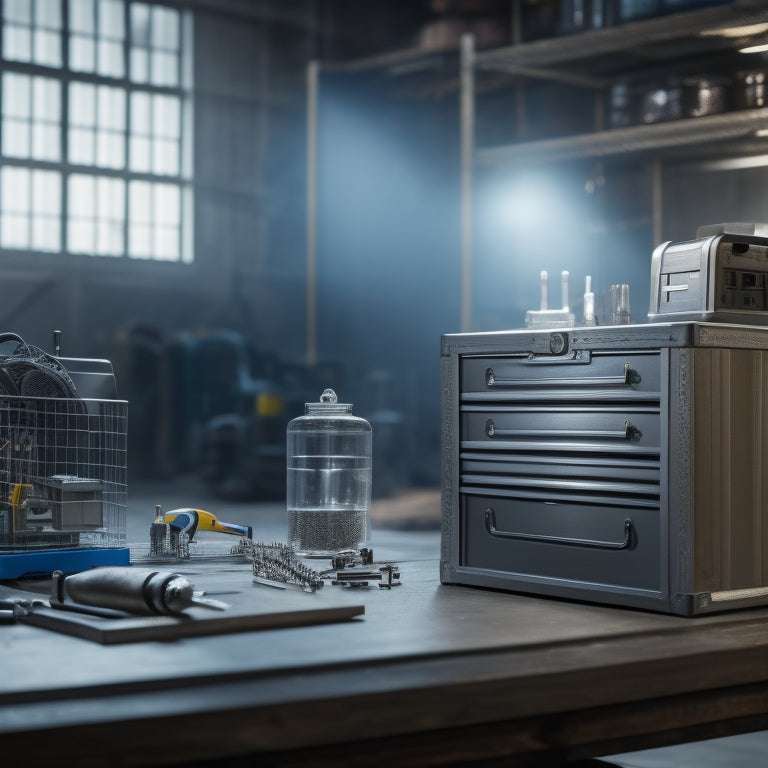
[{"xmin": 51, "ymin": 567, "xmax": 229, "ymax": 616}]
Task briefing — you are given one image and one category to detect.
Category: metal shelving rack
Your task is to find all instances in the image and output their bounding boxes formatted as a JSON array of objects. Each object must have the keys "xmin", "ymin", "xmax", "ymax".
[
  {"xmin": 461, "ymin": 1, "xmax": 768, "ymax": 332},
  {"xmin": 306, "ymin": 1, "xmax": 768, "ymax": 343},
  {"xmin": 474, "ymin": 108, "xmax": 768, "ymax": 166}
]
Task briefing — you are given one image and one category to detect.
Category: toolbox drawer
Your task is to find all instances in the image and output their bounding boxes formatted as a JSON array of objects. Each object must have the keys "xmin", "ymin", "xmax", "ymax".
[
  {"xmin": 460, "ymin": 453, "xmax": 661, "ymax": 485},
  {"xmin": 461, "ymin": 351, "xmax": 661, "ymax": 399},
  {"xmin": 461, "ymin": 406, "xmax": 660, "ymax": 452},
  {"xmin": 461, "ymin": 494, "xmax": 662, "ymax": 593}
]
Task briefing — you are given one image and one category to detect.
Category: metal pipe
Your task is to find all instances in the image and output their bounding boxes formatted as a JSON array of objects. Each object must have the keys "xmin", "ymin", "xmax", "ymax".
[
  {"xmin": 460, "ymin": 34, "xmax": 475, "ymax": 333},
  {"xmin": 306, "ymin": 60, "xmax": 319, "ymax": 367},
  {"xmin": 652, "ymin": 156, "xmax": 662, "ymax": 248}
]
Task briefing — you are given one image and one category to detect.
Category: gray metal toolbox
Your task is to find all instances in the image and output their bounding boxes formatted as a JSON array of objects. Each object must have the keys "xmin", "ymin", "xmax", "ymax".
[{"xmin": 440, "ymin": 322, "xmax": 768, "ymax": 615}]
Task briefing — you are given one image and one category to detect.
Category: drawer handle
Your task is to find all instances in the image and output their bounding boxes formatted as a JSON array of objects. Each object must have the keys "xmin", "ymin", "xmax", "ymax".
[
  {"xmin": 485, "ymin": 362, "xmax": 641, "ymax": 388},
  {"xmin": 485, "ymin": 419, "xmax": 643, "ymax": 441},
  {"xmin": 485, "ymin": 508, "xmax": 634, "ymax": 550}
]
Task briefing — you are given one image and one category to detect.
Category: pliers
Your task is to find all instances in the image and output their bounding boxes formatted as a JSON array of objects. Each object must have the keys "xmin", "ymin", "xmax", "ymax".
[{"xmin": 0, "ymin": 597, "xmax": 47, "ymax": 624}]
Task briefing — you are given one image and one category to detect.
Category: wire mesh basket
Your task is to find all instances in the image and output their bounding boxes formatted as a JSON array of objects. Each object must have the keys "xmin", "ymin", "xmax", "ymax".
[{"xmin": 0, "ymin": 395, "xmax": 127, "ymax": 553}]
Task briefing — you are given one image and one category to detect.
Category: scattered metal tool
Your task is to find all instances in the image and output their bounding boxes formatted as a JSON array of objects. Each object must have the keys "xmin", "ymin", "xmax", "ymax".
[
  {"xmin": 378, "ymin": 563, "xmax": 400, "ymax": 590},
  {"xmin": 0, "ymin": 597, "xmax": 47, "ymax": 624},
  {"xmin": 330, "ymin": 570, "xmax": 378, "ymax": 588},
  {"xmin": 327, "ymin": 564, "xmax": 401, "ymax": 589},
  {"xmin": 330, "ymin": 548, "xmax": 374, "ymax": 570},
  {"xmin": 50, "ymin": 567, "xmax": 229, "ymax": 617},
  {"xmin": 321, "ymin": 548, "xmax": 401, "ymax": 589}
]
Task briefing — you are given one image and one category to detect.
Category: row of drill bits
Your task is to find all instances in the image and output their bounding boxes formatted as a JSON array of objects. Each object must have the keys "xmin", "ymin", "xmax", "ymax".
[{"xmin": 242, "ymin": 541, "xmax": 325, "ymax": 593}]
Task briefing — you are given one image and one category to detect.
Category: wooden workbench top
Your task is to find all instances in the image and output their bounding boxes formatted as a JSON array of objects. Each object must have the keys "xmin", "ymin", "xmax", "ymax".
[{"xmin": 3, "ymin": 552, "xmax": 768, "ymax": 767}]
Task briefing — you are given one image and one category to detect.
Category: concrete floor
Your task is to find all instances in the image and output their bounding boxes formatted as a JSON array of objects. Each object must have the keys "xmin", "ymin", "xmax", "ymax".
[
  {"xmin": 125, "ymin": 479, "xmax": 768, "ymax": 767},
  {"xmin": 610, "ymin": 732, "xmax": 768, "ymax": 767}
]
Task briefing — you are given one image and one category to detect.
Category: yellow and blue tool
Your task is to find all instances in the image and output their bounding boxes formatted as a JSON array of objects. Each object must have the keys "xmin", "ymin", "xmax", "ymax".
[{"xmin": 160, "ymin": 508, "xmax": 252, "ymax": 541}]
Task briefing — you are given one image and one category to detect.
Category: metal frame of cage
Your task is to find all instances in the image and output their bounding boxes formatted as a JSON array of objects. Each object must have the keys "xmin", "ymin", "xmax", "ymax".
[{"xmin": 0, "ymin": 395, "xmax": 127, "ymax": 553}]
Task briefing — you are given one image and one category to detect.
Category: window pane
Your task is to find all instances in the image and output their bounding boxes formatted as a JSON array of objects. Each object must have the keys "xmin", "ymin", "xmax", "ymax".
[
  {"xmin": 35, "ymin": 0, "xmax": 62, "ymax": 29},
  {"xmin": 68, "ymin": 218, "xmax": 94, "ymax": 253},
  {"xmin": 3, "ymin": 73, "xmax": 30, "ymax": 118},
  {"xmin": 32, "ymin": 216, "xmax": 60, "ymax": 251},
  {"xmin": 69, "ymin": 34, "xmax": 95, "ymax": 71},
  {"xmin": 33, "ymin": 77, "xmax": 60, "ymax": 122},
  {"xmin": 68, "ymin": 174, "xmax": 95, "ymax": 217},
  {"xmin": 97, "ymin": 176, "xmax": 124, "ymax": 217},
  {"xmin": 128, "ymin": 223, "xmax": 150, "ymax": 257},
  {"xmin": 2, "ymin": 119, "xmax": 30, "ymax": 157},
  {"xmin": 2, "ymin": 163, "xmax": 32, "ymax": 247},
  {"xmin": 97, "ymin": 85, "xmax": 125, "ymax": 130},
  {"xmin": 1, "ymin": 166, "xmax": 30, "ymax": 212},
  {"xmin": 2, "ymin": 214, "xmax": 30, "ymax": 248},
  {"xmin": 68, "ymin": 126, "xmax": 95, "ymax": 164},
  {"xmin": 96, "ymin": 130, "xmax": 123, "ymax": 167},
  {"xmin": 97, "ymin": 219, "xmax": 122, "ymax": 255},
  {"xmin": 69, "ymin": 81, "xmax": 95, "ymax": 126},
  {"xmin": 130, "ymin": 91, "xmax": 150, "ymax": 134},
  {"xmin": 130, "ymin": 3, "xmax": 150, "ymax": 45},
  {"xmin": 154, "ymin": 183, "xmax": 179, "ymax": 225},
  {"xmin": 151, "ymin": 6, "xmax": 178, "ymax": 50},
  {"xmin": 4, "ymin": 0, "xmax": 31, "ymax": 24},
  {"xmin": 32, "ymin": 170, "xmax": 60, "ymax": 216},
  {"xmin": 129, "ymin": 47, "xmax": 148, "ymax": 83},
  {"xmin": 97, "ymin": 39, "xmax": 124, "ymax": 78},
  {"xmin": 32, "ymin": 123, "xmax": 60, "ymax": 161},
  {"xmin": 153, "ymin": 94, "xmax": 179, "ymax": 138},
  {"xmin": 129, "ymin": 180, "xmax": 151, "ymax": 222},
  {"xmin": 33, "ymin": 29, "xmax": 62, "ymax": 68},
  {"xmin": 69, "ymin": 0, "xmax": 93, "ymax": 33},
  {"xmin": 98, "ymin": 0, "xmax": 124, "ymax": 38},
  {"xmin": 3, "ymin": 24, "xmax": 31, "ymax": 61},
  {"xmin": 152, "ymin": 137, "xmax": 178, "ymax": 176},
  {"xmin": 129, "ymin": 136, "xmax": 150, "ymax": 172},
  {"xmin": 150, "ymin": 50, "xmax": 177, "ymax": 87}
]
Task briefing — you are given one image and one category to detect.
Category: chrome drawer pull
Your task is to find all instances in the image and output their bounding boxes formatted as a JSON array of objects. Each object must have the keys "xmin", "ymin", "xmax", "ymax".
[
  {"xmin": 485, "ymin": 508, "xmax": 633, "ymax": 550},
  {"xmin": 485, "ymin": 362, "xmax": 641, "ymax": 388},
  {"xmin": 485, "ymin": 419, "xmax": 643, "ymax": 441}
]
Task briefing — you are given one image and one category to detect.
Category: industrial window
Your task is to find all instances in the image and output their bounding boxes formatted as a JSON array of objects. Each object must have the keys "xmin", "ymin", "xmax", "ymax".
[
  {"xmin": 1, "ymin": 166, "xmax": 61, "ymax": 250},
  {"xmin": 3, "ymin": 0, "xmax": 62, "ymax": 68},
  {"xmin": 68, "ymin": 173, "xmax": 123, "ymax": 255},
  {"xmin": 0, "ymin": 0, "xmax": 192, "ymax": 262},
  {"xmin": 2, "ymin": 73, "xmax": 61, "ymax": 161},
  {"xmin": 68, "ymin": 82, "xmax": 126, "ymax": 168},
  {"xmin": 70, "ymin": 0, "xmax": 125, "ymax": 78}
]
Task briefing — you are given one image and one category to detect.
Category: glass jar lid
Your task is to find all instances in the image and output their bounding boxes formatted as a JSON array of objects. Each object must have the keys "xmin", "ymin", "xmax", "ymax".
[{"xmin": 305, "ymin": 388, "xmax": 352, "ymax": 414}]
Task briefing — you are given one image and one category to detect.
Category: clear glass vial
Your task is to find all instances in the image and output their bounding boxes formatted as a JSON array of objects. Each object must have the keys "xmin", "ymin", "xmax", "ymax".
[{"xmin": 286, "ymin": 388, "xmax": 372, "ymax": 557}]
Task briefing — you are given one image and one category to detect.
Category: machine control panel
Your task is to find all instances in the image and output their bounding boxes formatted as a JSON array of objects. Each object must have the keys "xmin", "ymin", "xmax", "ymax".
[{"xmin": 649, "ymin": 223, "xmax": 768, "ymax": 324}]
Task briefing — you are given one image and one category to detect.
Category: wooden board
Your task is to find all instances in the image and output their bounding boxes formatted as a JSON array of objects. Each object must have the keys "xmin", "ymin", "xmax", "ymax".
[{"xmin": 15, "ymin": 601, "xmax": 364, "ymax": 644}]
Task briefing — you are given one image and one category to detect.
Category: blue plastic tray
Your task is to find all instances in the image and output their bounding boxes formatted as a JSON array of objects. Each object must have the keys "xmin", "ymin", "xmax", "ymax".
[{"xmin": 0, "ymin": 548, "xmax": 130, "ymax": 579}]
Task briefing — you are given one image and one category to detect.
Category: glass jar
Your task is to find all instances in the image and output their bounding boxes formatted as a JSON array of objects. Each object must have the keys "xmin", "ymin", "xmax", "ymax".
[{"xmin": 286, "ymin": 388, "xmax": 372, "ymax": 557}]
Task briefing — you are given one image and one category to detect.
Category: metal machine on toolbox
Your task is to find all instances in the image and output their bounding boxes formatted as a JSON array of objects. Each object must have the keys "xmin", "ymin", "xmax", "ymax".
[
  {"xmin": 0, "ymin": 333, "xmax": 128, "ymax": 578},
  {"xmin": 649, "ymin": 222, "xmax": 768, "ymax": 324}
]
